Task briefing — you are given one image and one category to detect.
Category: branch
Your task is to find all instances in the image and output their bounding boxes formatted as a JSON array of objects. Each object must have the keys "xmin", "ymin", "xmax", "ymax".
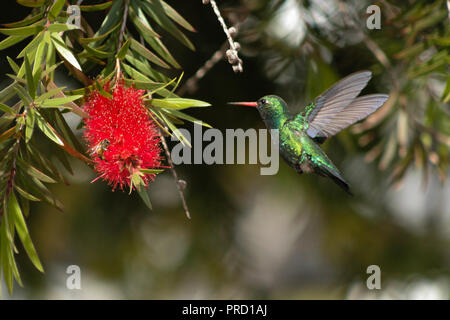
[
  {"xmin": 203, "ymin": 0, "xmax": 243, "ymax": 73},
  {"xmin": 159, "ymin": 130, "xmax": 191, "ymax": 219},
  {"xmin": 115, "ymin": 0, "xmax": 130, "ymax": 78}
]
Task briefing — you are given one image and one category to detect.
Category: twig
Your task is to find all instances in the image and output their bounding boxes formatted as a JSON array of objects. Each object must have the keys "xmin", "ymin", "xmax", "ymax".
[
  {"xmin": 159, "ymin": 130, "xmax": 191, "ymax": 219},
  {"xmin": 117, "ymin": 0, "xmax": 129, "ymax": 52},
  {"xmin": 203, "ymin": 0, "xmax": 243, "ymax": 72},
  {"xmin": 115, "ymin": 0, "xmax": 129, "ymax": 78}
]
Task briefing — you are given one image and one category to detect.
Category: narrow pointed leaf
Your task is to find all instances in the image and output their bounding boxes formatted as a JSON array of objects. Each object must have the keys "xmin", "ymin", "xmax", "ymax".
[
  {"xmin": 8, "ymin": 193, "xmax": 44, "ymax": 272},
  {"xmin": 25, "ymin": 107, "xmax": 35, "ymax": 142},
  {"xmin": 47, "ymin": 23, "xmax": 79, "ymax": 33},
  {"xmin": 137, "ymin": 185, "xmax": 152, "ymax": 210},
  {"xmin": 0, "ymin": 35, "xmax": 28, "ymax": 50},
  {"xmin": 51, "ymin": 33, "xmax": 82, "ymax": 71},
  {"xmin": 15, "ymin": 185, "xmax": 41, "ymax": 202},
  {"xmin": 24, "ymin": 56, "xmax": 35, "ymax": 98},
  {"xmin": 17, "ymin": 158, "xmax": 57, "ymax": 183},
  {"xmin": 150, "ymin": 98, "xmax": 210, "ymax": 109},
  {"xmin": 142, "ymin": 0, "xmax": 194, "ymax": 50},
  {"xmin": 48, "ymin": 0, "xmax": 65, "ymax": 21},
  {"xmin": 160, "ymin": 0, "xmax": 196, "ymax": 32},
  {"xmin": 116, "ymin": 38, "xmax": 131, "ymax": 60},
  {"xmin": 79, "ymin": 1, "xmax": 113, "ymax": 12},
  {"xmin": 41, "ymin": 95, "xmax": 83, "ymax": 107},
  {"xmin": 2, "ymin": 12, "xmax": 44, "ymax": 28},
  {"xmin": 35, "ymin": 112, "xmax": 64, "ymax": 146},
  {"xmin": 140, "ymin": 168, "xmax": 164, "ymax": 174},
  {"xmin": 129, "ymin": 39, "xmax": 170, "ymax": 69},
  {"xmin": 0, "ymin": 103, "xmax": 16, "ymax": 115},
  {"xmin": 0, "ymin": 24, "xmax": 43, "ymax": 36},
  {"xmin": 16, "ymin": 0, "xmax": 45, "ymax": 7}
]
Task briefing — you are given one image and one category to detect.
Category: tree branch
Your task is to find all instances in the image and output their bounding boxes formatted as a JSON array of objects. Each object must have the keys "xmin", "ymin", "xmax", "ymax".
[{"xmin": 202, "ymin": 0, "xmax": 243, "ymax": 72}]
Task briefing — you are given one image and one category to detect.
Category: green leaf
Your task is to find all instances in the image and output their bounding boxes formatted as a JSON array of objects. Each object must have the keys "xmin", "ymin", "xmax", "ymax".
[
  {"xmin": 17, "ymin": 30, "xmax": 44, "ymax": 58},
  {"xmin": 94, "ymin": 82, "xmax": 113, "ymax": 98},
  {"xmin": 136, "ymin": 184, "xmax": 152, "ymax": 210},
  {"xmin": 442, "ymin": 76, "xmax": 450, "ymax": 103},
  {"xmin": 164, "ymin": 109, "xmax": 212, "ymax": 128},
  {"xmin": 129, "ymin": 3, "xmax": 180, "ymax": 68},
  {"xmin": 7, "ymin": 56, "xmax": 20, "ymax": 73},
  {"xmin": 79, "ymin": 1, "xmax": 113, "ymax": 12},
  {"xmin": 141, "ymin": 0, "xmax": 195, "ymax": 50},
  {"xmin": 408, "ymin": 51, "xmax": 448, "ymax": 78},
  {"xmin": 13, "ymin": 85, "xmax": 33, "ymax": 105},
  {"xmin": 8, "ymin": 192, "xmax": 44, "ymax": 272},
  {"xmin": 95, "ymin": 0, "xmax": 123, "ymax": 38},
  {"xmin": 128, "ymin": 6, "xmax": 160, "ymax": 38},
  {"xmin": 78, "ymin": 23, "xmax": 120, "ymax": 45},
  {"xmin": 155, "ymin": 109, "xmax": 191, "ymax": 146},
  {"xmin": 125, "ymin": 53, "xmax": 169, "ymax": 82},
  {"xmin": 51, "ymin": 33, "xmax": 82, "ymax": 71},
  {"xmin": 35, "ymin": 112, "xmax": 64, "ymax": 146},
  {"xmin": 17, "ymin": 158, "xmax": 57, "ymax": 183},
  {"xmin": 53, "ymin": 109, "xmax": 85, "ymax": 152},
  {"xmin": 0, "ymin": 35, "xmax": 28, "ymax": 50},
  {"xmin": 14, "ymin": 185, "xmax": 41, "ymax": 202},
  {"xmin": 47, "ymin": 23, "xmax": 79, "ymax": 33},
  {"xmin": 140, "ymin": 168, "xmax": 164, "ymax": 174},
  {"xmin": 35, "ymin": 86, "xmax": 65, "ymax": 103},
  {"xmin": 7, "ymin": 73, "xmax": 26, "ymax": 85},
  {"xmin": 0, "ymin": 82, "xmax": 19, "ymax": 103},
  {"xmin": 82, "ymin": 44, "xmax": 112, "ymax": 59},
  {"xmin": 150, "ymin": 98, "xmax": 211, "ymax": 109},
  {"xmin": 1, "ymin": 217, "xmax": 14, "ymax": 295},
  {"xmin": 121, "ymin": 63, "xmax": 151, "ymax": 82},
  {"xmin": 432, "ymin": 36, "xmax": 450, "ymax": 47},
  {"xmin": 16, "ymin": 172, "xmax": 63, "ymax": 210},
  {"xmin": 16, "ymin": 0, "xmax": 45, "ymax": 7},
  {"xmin": 25, "ymin": 107, "xmax": 36, "ymax": 142},
  {"xmin": 160, "ymin": 0, "xmax": 196, "ymax": 32},
  {"xmin": 123, "ymin": 79, "xmax": 174, "ymax": 96},
  {"xmin": 33, "ymin": 40, "xmax": 47, "ymax": 83},
  {"xmin": 0, "ymin": 103, "xmax": 16, "ymax": 115},
  {"xmin": 116, "ymin": 38, "xmax": 131, "ymax": 60},
  {"xmin": 394, "ymin": 42, "xmax": 424, "ymax": 60},
  {"xmin": 129, "ymin": 38, "xmax": 170, "ymax": 69},
  {"xmin": 41, "ymin": 95, "xmax": 83, "ymax": 107},
  {"xmin": 3, "ymin": 12, "xmax": 44, "ymax": 28},
  {"xmin": 45, "ymin": 41, "xmax": 56, "ymax": 81},
  {"xmin": 0, "ymin": 24, "xmax": 44, "ymax": 36},
  {"xmin": 48, "ymin": 0, "xmax": 65, "ymax": 21},
  {"xmin": 24, "ymin": 55, "xmax": 35, "ymax": 98},
  {"xmin": 40, "ymin": 61, "xmax": 63, "ymax": 80}
]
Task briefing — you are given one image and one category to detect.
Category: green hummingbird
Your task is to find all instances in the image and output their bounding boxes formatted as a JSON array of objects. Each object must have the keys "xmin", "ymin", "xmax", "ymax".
[{"xmin": 230, "ymin": 71, "xmax": 389, "ymax": 194}]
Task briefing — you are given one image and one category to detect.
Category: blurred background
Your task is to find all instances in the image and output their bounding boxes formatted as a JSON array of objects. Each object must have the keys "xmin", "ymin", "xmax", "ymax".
[{"xmin": 1, "ymin": 0, "xmax": 449, "ymax": 299}]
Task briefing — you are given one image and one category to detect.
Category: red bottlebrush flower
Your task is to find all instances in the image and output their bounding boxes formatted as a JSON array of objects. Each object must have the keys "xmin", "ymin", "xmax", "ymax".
[{"xmin": 83, "ymin": 82, "xmax": 162, "ymax": 191}]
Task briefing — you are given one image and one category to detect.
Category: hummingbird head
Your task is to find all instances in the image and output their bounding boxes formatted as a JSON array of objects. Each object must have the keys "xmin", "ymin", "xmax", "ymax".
[{"xmin": 229, "ymin": 95, "xmax": 290, "ymax": 129}]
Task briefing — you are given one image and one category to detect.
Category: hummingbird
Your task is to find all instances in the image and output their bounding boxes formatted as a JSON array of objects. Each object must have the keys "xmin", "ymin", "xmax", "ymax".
[{"xmin": 229, "ymin": 71, "xmax": 389, "ymax": 194}]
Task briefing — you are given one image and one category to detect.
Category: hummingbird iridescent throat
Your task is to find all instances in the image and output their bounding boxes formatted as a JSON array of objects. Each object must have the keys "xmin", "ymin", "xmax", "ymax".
[{"xmin": 229, "ymin": 71, "xmax": 389, "ymax": 194}]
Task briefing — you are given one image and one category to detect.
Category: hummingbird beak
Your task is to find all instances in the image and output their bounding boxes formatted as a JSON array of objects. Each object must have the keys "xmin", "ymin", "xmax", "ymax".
[{"xmin": 228, "ymin": 101, "xmax": 258, "ymax": 107}]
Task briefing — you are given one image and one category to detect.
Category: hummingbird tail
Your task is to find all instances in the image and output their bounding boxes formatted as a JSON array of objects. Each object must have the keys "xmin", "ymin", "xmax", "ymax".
[{"xmin": 319, "ymin": 166, "xmax": 353, "ymax": 195}]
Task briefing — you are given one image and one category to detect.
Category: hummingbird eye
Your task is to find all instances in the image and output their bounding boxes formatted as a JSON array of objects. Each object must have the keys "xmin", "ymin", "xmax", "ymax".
[{"xmin": 259, "ymin": 98, "xmax": 267, "ymax": 105}]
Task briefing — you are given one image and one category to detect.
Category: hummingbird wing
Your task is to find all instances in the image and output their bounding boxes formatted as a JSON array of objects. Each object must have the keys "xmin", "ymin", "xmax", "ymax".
[
  {"xmin": 305, "ymin": 71, "xmax": 373, "ymax": 139},
  {"xmin": 311, "ymin": 94, "xmax": 389, "ymax": 138}
]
